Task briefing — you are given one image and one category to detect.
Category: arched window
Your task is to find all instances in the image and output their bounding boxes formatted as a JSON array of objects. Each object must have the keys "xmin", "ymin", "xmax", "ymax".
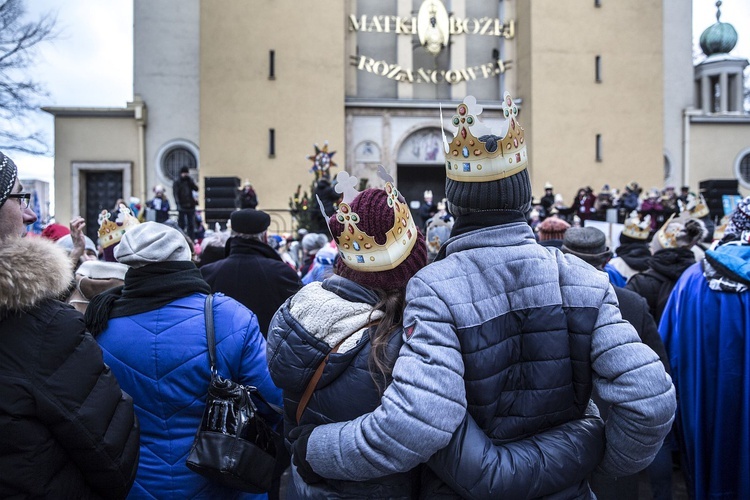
[
  {"xmin": 162, "ymin": 146, "xmax": 197, "ymax": 181},
  {"xmin": 734, "ymin": 149, "xmax": 750, "ymax": 189}
]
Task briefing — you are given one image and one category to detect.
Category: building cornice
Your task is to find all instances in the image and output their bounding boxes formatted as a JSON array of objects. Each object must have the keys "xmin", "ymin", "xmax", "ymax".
[
  {"xmin": 690, "ymin": 114, "xmax": 750, "ymax": 124},
  {"xmin": 344, "ymin": 97, "xmax": 513, "ymax": 111},
  {"xmin": 41, "ymin": 106, "xmax": 135, "ymax": 118}
]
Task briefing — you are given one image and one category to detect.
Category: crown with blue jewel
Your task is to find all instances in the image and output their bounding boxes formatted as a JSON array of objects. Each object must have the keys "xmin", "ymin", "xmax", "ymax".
[
  {"xmin": 442, "ymin": 92, "xmax": 528, "ymax": 182},
  {"xmin": 317, "ymin": 166, "xmax": 418, "ymax": 272}
]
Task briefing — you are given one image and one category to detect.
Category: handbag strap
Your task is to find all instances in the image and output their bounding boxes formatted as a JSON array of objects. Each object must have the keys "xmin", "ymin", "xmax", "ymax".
[
  {"xmin": 204, "ymin": 293, "xmax": 217, "ymax": 373},
  {"xmin": 204, "ymin": 294, "xmax": 283, "ymax": 417},
  {"xmin": 296, "ymin": 338, "xmax": 346, "ymax": 425}
]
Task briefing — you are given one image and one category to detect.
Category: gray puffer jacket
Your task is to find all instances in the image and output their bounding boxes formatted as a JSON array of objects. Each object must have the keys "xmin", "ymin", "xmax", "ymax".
[{"xmin": 305, "ymin": 214, "xmax": 676, "ymax": 498}]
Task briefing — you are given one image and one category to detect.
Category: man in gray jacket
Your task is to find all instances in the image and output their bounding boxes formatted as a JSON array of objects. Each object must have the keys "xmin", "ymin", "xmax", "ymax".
[{"xmin": 289, "ymin": 94, "xmax": 676, "ymax": 498}]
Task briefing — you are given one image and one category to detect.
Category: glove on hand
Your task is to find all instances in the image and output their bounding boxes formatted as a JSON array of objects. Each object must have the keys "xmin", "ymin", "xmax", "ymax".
[{"xmin": 289, "ymin": 424, "xmax": 323, "ymax": 484}]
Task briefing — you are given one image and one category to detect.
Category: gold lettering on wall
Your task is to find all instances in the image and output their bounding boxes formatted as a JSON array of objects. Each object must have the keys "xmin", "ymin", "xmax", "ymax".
[
  {"xmin": 349, "ymin": 55, "xmax": 511, "ymax": 85},
  {"xmin": 349, "ymin": 15, "xmax": 514, "ymax": 39}
]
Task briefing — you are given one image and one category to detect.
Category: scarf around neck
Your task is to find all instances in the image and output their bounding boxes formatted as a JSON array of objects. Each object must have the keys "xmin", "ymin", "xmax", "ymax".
[{"xmin": 85, "ymin": 261, "xmax": 211, "ymax": 336}]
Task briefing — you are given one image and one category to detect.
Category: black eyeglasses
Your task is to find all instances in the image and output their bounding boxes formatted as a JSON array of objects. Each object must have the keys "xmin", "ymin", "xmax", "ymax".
[{"xmin": 7, "ymin": 193, "xmax": 31, "ymax": 209}]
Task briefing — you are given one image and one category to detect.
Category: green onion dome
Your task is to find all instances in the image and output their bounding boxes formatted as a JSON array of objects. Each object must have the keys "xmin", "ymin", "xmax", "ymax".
[{"xmin": 700, "ymin": 1, "xmax": 738, "ymax": 56}]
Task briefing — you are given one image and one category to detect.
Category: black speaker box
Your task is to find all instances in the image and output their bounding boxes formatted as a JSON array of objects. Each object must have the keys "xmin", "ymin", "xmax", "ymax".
[
  {"xmin": 204, "ymin": 186, "xmax": 239, "ymax": 197},
  {"xmin": 205, "ymin": 196, "xmax": 238, "ymax": 209},
  {"xmin": 699, "ymin": 179, "xmax": 739, "ymax": 194},
  {"xmin": 204, "ymin": 208, "xmax": 236, "ymax": 221},
  {"xmin": 204, "ymin": 176, "xmax": 241, "ymax": 189}
]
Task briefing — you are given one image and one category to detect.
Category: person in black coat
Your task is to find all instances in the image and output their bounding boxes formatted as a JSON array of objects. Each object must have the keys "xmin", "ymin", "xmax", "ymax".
[
  {"xmin": 172, "ymin": 166, "xmax": 199, "ymax": 239},
  {"xmin": 562, "ymin": 226, "xmax": 671, "ymax": 500},
  {"xmin": 200, "ymin": 208, "xmax": 301, "ymax": 336},
  {"xmin": 0, "ymin": 152, "xmax": 139, "ymax": 498},
  {"xmin": 627, "ymin": 216, "xmax": 706, "ymax": 324}
]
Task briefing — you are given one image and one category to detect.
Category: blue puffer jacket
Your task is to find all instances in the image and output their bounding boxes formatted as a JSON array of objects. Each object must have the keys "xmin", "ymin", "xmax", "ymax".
[
  {"xmin": 97, "ymin": 292, "xmax": 282, "ymax": 499},
  {"xmin": 305, "ymin": 215, "xmax": 676, "ymax": 499},
  {"xmin": 267, "ymin": 276, "xmax": 418, "ymax": 499}
]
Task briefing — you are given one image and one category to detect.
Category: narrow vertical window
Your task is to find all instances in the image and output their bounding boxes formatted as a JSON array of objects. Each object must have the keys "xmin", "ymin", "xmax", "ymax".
[
  {"xmin": 595, "ymin": 0, "xmax": 601, "ymax": 7},
  {"xmin": 269, "ymin": 129, "xmax": 276, "ymax": 157},
  {"xmin": 595, "ymin": 56, "xmax": 602, "ymax": 83},
  {"xmin": 596, "ymin": 134, "xmax": 602, "ymax": 162},
  {"xmin": 269, "ymin": 50, "xmax": 275, "ymax": 79}
]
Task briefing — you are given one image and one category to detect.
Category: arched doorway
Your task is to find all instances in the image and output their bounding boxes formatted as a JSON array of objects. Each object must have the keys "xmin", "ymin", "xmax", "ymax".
[{"xmin": 396, "ymin": 127, "xmax": 446, "ymax": 211}]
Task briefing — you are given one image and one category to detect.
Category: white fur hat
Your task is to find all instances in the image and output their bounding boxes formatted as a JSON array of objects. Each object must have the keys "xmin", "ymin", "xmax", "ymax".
[{"xmin": 114, "ymin": 222, "xmax": 191, "ymax": 268}]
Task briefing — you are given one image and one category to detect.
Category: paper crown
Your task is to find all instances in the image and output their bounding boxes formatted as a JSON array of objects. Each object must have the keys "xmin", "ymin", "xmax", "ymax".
[
  {"xmin": 679, "ymin": 193, "xmax": 710, "ymax": 219},
  {"xmin": 441, "ymin": 92, "xmax": 527, "ymax": 183},
  {"xmin": 424, "ymin": 190, "xmax": 433, "ymax": 199},
  {"xmin": 622, "ymin": 212, "xmax": 651, "ymax": 240},
  {"xmin": 653, "ymin": 213, "xmax": 682, "ymax": 249},
  {"xmin": 318, "ymin": 166, "xmax": 417, "ymax": 272},
  {"xmin": 98, "ymin": 203, "xmax": 140, "ymax": 248}
]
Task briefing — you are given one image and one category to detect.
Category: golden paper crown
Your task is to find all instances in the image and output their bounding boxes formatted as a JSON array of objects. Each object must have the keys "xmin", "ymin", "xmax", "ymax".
[
  {"xmin": 98, "ymin": 203, "xmax": 140, "ymax": 248},
  {"xmin": 622, "ymin": 212, "xmax": 651, "ymax": 240},
  {"xmin": 442, "ymin": 92, "xmax": 527, "ymax": 183},
  {"xmin": 319, "ymin": 167, "xmax": 417, "ymax": 272},
  {"xmin": 654, "ymin": 214, "xmax": 682, "ymax": 249}
]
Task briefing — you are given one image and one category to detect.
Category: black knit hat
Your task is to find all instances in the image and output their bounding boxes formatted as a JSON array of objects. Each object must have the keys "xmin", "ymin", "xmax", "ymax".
[
  {"xmin": 0, "ymin": 151, "xmax": 18, "ymax": 210},
  {"xmin": 446, "ymin": 168, "xmax": 533, "ymax": 216}
]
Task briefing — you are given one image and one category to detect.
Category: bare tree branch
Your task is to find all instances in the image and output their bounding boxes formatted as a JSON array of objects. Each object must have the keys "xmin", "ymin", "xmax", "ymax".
[{"xmin": 0, "ymin": 0, "xmax": 56, "ymax": 155}]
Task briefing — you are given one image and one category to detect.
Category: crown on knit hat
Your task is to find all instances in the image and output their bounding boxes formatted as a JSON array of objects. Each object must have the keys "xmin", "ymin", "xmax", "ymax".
[
  {"xmin": 98, "ymin": 203, "xmax": 140, "ymax": 249},
  {"xmin": 441, "ymin": 92, "xmax": 527, "ymax": 183},
  {"xmin": 318, "ymin": 166, "xmax": 418, "ymax": 272},
  {"xmin": 679, "ymin": 193, "xmax": 710, "ymax": 219},
  {"xmin": 651, "ymin": 213, "xmax": 706, "ymax": 252},
  {"xmin": 621, "ymin": 211, "xmax": 651, "ymax": 240}
]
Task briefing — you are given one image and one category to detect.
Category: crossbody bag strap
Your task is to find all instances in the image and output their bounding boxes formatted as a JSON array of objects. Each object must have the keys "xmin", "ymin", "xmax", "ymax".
[
  {"xmin": 296, "ymin": 337, "xmax": 346, "ymax": 425},
  {"xmin": 204, "ymin": 293, "xmax": 217, "ymax": 373}
]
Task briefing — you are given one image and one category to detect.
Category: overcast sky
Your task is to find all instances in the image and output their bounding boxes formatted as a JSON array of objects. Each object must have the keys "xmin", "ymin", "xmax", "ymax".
[{"xmin": 12, "ymin": 0, "xmax": 750, "ymax": 203}]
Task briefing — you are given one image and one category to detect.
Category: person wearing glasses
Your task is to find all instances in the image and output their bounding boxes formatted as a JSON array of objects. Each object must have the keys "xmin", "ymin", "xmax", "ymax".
[{"xmin": 0, "ymin": 151, "xmax": 140, "ymax": 499}]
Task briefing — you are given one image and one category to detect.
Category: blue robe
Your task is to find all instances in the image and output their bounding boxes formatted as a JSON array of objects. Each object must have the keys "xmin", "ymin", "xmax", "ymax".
[{"xmin": 659, "ymin": 261, "xmax": 750, "ymax": 499}]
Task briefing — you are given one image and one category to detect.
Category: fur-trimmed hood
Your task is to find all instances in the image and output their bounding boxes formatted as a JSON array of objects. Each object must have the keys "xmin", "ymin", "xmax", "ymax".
[{"xmin": 0, "ymin": 236, "xmax": 73, "ymax": 311}]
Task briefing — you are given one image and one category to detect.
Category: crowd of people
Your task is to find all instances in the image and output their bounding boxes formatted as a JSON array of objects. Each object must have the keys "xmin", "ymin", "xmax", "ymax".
[{"xmin": 1, "ymin": 92, "xmax": 748, "ymax": 500}]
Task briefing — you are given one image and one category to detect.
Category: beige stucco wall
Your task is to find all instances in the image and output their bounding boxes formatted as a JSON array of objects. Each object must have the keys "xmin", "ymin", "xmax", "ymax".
[
  {"xmin": 51, "ymin": 114, "xmax": 139, "ymax": 224},
  {"xmin": 517, "ymin": 0, "xmax": 664, "ymax": 204},
  {"xmin": 200, "ymin": 0, "xmax": 346, "ymax": 231},
  {"xmin": 689, "ymin": 121, "xmax": 750, "ymax": 196}
]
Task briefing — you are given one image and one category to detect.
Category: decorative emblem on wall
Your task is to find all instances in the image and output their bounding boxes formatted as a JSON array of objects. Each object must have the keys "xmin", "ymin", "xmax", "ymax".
[{"xmin": 417, "ymin": 0, "xmax": 450, "ymax": 56}]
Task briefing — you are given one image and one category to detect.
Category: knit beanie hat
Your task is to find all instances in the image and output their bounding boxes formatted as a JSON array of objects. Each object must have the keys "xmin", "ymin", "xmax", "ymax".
[
  {"xmin": 329, "ymin": 188, "xmax": 426, "ymax": 291},
  {"xmin": 724, "ymin": 196, "xmax": 750, "ymax": 242},
  {"xmin": 537, "ymin": 216, "xmax": 571, "ymax": 242},
  {"xmin": 114, "ymin": 222, "xmax": 191, "ymax": 268},
  {"xmin": 41, "ymin": 223, "xmax": 71, "ymax": 242},
  {"xmin": 0, "ymin": 152, "xmax": 18, "ymax": 210},
  {"xmin": 56, "ymin": 233, "xmax": 97, "ymax": 255},
  {"xmin": 443, "ymin": 94, "xmax": 532, "ymax": 217},
  {"xmin": 302, "ymin": 233, "xmax": 329, "ymax": 253}
]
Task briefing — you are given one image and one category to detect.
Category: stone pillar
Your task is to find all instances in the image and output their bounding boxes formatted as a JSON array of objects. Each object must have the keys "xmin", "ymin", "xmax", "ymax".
[
  {"xmin": 736, "ymin": 70, "xmax": 745, "ymax": 112},
  {"xmin": 451, "ymin": 0, "xmax": 467, "ymax": 100},
  {"xmin": 720, "ymin": 72, "xmax": 728, "ymax": 113},
  {"xmin": 701, "ymin": 75, "xmax": 711, "ymax": 113},
  {"xmin": 397, "ymin": 0, "xmax": 413, "ymax": 99}
]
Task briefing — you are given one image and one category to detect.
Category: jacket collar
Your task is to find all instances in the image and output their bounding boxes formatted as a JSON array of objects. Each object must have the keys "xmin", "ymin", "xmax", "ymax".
[
  {"xmin": 227, "ymin": 236, "xmax": 283, "ymax": 262},
  {"xmin": 322, "ymin": 274, "xmax": 379, "ymax": 306},
  {"xmin": 436, "ymin": 210, "xmax": 531, "ymax": 261},
  {"xmin": 0, "ymin": 237, "xmax": 73, "ymax": 311}
]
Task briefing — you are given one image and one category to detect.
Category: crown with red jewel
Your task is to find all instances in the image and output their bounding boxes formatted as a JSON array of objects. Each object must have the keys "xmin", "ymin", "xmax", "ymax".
[
  {"xmin": 442, "ymin": 92, "xmax": 527, "ymax": 183},
  {"xmin": 318, "ymin": 166, "xmax": 418, "ymax": 272}
]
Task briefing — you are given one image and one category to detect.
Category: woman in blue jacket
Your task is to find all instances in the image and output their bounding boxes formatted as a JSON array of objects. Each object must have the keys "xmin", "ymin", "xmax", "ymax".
[
  {"xmin": 88, "ymin": 222, "xmax": 282, "ymax": 499},
  {"xmin": 268, "ymin": 174, "xmax": 607, "ymax": 499}
]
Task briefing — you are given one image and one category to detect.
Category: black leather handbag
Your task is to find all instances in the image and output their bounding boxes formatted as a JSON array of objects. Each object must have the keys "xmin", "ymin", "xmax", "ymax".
[{"xmin": 186, "ymin": 294, "xmax": 285, "ymax": 493}]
